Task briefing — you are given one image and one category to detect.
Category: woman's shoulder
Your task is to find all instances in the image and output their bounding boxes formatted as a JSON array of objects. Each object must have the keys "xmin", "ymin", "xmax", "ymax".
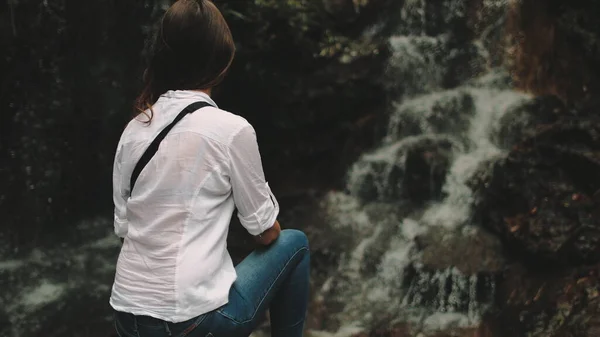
[
  {"xmin": 201, "ymin": 106, "xmax": 249, "ymax": 127},
  {"xmin": 187, "ymin": 106, "xmax": 254, "ymax": 145}
]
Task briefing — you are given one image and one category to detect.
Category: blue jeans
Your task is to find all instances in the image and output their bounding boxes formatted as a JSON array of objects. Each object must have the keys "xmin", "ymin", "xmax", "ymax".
[{"xmin": 114, "ymin": 229, "xmax": 310, "ymax": 337}]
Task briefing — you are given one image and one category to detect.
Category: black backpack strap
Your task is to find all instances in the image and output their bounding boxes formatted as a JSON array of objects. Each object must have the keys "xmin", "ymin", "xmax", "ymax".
[{"xmin": 129, "ymin": 101, "xmax": 214, "ymax": 194}]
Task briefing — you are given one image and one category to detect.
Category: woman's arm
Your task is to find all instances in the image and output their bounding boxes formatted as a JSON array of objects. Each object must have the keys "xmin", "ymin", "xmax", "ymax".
[
  {"xmin": 113, "ymin": 143, "xmax": 129, "ymax": 239},
  {"xmin": 227, "ymin": 123, "xmax": 281, "ymax": 239},
  {"xmin": 255, "ymin": 220, "xmax": 281, "ymax": 245}
]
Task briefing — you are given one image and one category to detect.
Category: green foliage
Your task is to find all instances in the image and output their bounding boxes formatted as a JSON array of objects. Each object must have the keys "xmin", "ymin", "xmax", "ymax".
[{"xmin": 219, "ymin": 0, "xmax": 377, "ymax": 61}]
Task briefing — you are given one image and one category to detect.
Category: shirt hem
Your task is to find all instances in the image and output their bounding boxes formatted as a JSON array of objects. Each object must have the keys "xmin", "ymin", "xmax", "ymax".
[{"xmin": 109, "ymin": 297, "xmax": 229, "ymax": 323}]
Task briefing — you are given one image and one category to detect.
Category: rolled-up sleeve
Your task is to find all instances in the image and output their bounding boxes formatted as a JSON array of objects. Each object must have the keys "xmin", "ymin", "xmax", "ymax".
[
  {"xmin": 113, "ymin": 144, "xmax": 129, "ymax": 238},
  {"xmin": 227, "ymin": 123, "xmax": 280, "ymax": 236}
]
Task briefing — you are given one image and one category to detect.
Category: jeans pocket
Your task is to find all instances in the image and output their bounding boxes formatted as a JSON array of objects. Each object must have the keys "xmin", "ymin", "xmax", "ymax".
[
  {"xmin": 215, "ymin": 286, "xmax": 255, "ymax": 325},
  {"xmin": 208, "ymin": 311, "xmax": 248, "ymax": 337},
  {"xmin": 137, "ymin": 316, "xmax": 167, "ymax": 330},
  {"xmin": 115, "ymin": 311, "xmax": 213, "ymax": 337},
  {"xmin": 114, "ymin": 315, "xmax": 139, "ymax": 337},
  {"xmin": 177, "ymin": 313, "xmax": 210, "ymax": 337}
]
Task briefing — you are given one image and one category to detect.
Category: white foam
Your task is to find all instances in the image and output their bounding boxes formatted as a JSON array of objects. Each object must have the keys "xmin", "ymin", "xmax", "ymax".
[
  {"xmin": 387, "ymin": 35, "xmax": 448, "ymax": 95},
  {"xmin": 347, "ymin": 226, "xmax": 384, "ymax": 277},
  {"xmin": 420, "ymin": 89, "xmax": 528, "ymax": 228},
  {"xmin": 321, "ymin": 192, "xmax": 372, "ymax": 232},
  {"xmin": 422, "ymin": 312, "xmax": 471, "ymax": 331},
  {"xmin": 21, "ymin": 281, "xmax": 65, "ymax": 309},
  {"xmin": 0, "ymin": 259, "xmax": 25, "ymax": 271},
  {"xmin": 88, "ymin": 233, "xmax": 122, "ymax": 249},
  {"xmin": 309, "ymin": 323, "xmax": 366, "ymax": 337},
  {"xmin": 401, "ymin": 218, "xmax": 426, "ymax": 240}
]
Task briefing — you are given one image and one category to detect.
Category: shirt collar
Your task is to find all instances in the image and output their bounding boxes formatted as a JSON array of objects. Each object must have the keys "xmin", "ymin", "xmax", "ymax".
[{"xmin": 160, "ymin": 90, "xmax": 219, "ymax": 108}]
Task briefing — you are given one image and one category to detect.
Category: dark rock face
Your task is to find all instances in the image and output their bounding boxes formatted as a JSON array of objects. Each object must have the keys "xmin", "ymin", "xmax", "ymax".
[
  {"xmin": 403, "ymin": 138, "xmax": 455, "ymax": 203},
  {"xmin": 416, "ymin": 227, "xmax": 505, "ymax": 276},
  {"xmin": 484, "ymin": 1, "xmax": 600, "ymax": 334},
  {"xmin": 323, "ymin": 0, "xmax": 393, "ymax": 28},
  {"xmin": 493, "ymin": 95, "xmax": 568, "ymax": 149},
  {"xmin": 506, "ymin": 0, "xmax": 600, "ymax": 107},
  {"xmin": 472, "ymin": 116, "xmax": 600, "ymax": 267},
  {"xmin": 492, "ymin": 264, "xmax": 600, "ymax": 337},
  {"xmin": 469, "ymin": 97, "xmax": 600, "ymax": 335}
]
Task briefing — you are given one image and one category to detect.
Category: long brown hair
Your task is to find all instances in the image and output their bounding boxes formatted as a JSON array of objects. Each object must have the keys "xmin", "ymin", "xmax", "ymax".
[
  {"xmin": 135, "ymin": 0, "xmax": 235, "ymax": 122},
  {"xmin": 506, "ymin": 0, "xmax": 599, "ymax": 107}
]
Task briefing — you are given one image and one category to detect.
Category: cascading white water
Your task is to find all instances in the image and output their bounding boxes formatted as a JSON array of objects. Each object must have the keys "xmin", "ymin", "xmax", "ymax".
[
  {"xmin": 419, "ymin": 88, "xmax": 528, "ymax": 228},
  {"xmin": 314, "ymin": 85, "xmax": 527, "ymax": 336},
  {"xmin": 309, "ymin": 1, "xmax": 530, "ymax": 336}
]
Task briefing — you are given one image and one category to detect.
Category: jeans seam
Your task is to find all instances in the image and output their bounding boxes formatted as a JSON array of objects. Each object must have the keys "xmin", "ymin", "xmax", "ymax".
[
  {"xmin": 178, "ymin": 313, "xmax": 209, "ymax": 337},
  {"xmin": 217, "ymin": 246, "xmax": 308, "ymax": 324},
  {"xmin": 271, "ymin": 316, "xmax": 305, "ymax": 332},
  {"xmin": 115, "ymin": 321, "xmax": 123, "ymax": 337}
]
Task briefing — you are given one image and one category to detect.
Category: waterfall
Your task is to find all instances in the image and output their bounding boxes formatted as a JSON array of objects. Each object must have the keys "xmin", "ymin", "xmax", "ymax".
[
  {"xmin": 316, "ymin": 86, "xmax": 526, "ymax": 335},
  {"xmin": 311, "ymin": 0, "xmax": 530, "ymax": 335}
]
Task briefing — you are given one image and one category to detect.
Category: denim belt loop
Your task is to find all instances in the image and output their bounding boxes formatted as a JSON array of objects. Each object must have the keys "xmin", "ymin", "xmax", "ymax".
[
  {"xmin": 133, "ymin": 315, "xmax": 140, "ymax": 336},
  {"xmin": 165, "ymin": 321, "xmax": 172, "ymax": 336}
]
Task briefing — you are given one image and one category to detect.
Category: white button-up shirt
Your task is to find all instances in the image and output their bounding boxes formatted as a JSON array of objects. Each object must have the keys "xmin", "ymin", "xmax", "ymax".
[{"xmin": 109, "ymin": 90, "xmax": 279, "ymax": 322}]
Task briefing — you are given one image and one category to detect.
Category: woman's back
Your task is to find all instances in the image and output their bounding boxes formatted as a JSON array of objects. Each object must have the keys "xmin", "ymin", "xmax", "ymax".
[
  {"xmin": 110, "ymin": 89, "xmax": 279, "ymax": 322},
  {"xmin": 111, "ymin": 2, "xmax": 309, "ymax": 336}
]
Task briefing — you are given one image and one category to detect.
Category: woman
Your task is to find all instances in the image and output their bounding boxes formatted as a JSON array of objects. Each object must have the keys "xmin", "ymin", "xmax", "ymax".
[{"xmin": 110, "ymin": 1, "xmax": 310, "ymax": 336}]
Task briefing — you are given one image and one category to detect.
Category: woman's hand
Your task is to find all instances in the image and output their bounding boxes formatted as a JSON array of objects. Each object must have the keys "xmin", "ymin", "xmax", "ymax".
[{"xmin": 255, "ymin": 220, "xmax": 281, "ymax": 246}]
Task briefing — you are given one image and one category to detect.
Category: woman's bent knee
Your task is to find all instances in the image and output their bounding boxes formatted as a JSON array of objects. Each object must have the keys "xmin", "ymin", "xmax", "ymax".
[{"xmin": 277, "ymin": 229, "xmax": 309, "ymax": 250}]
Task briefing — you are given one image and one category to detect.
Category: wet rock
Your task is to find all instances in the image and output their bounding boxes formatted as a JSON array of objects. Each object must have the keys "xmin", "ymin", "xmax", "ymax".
[
  {"xmin": 403, "ymin": 141, "xmax": 453, "ymax": 203},
  {"xmin": 506, "ymin": 0, "xmax": 600, "ymax": 108},
  {"xmin": 323, "ymin": 0, "xmax": 390, "ymax": 24},
  {"xmin": 416, "ymin": 227, "xmax": 505, "ymax": 275},
  {"xmin": 493, "ymin": 263, "xmax": 600, "ymax": 337},
  {"xmin": 493, "ymin": 95, "xmax": 573, "ymax": 149},
  {"xmin": 348, "ymin": 136, "xmax": 455, "ymax": 204},
  {"xmin": 471, "ymin": 119, "xmax": 600, "ymax": 267},
  {"xmin": 488, "ymin": 1, "xmax": 600, "ymax": 334}
]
